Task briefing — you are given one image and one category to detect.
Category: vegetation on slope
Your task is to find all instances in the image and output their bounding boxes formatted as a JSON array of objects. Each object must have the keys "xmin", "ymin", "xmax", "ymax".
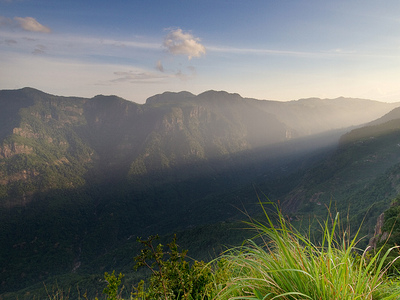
[
  {"xmin": 282, "ymin": 115, "xmax": 400, "ymax": 240},
  {"xmin": 1, "ymin": 87, "xmax": 400, "ymax": 298},
  {"xmin": 216, "ymin": 202, "xmax": 400, "ymax": 300},
  {"xmin": 34, "ymin": 202, "xmax": 400, "ymax": 300}
]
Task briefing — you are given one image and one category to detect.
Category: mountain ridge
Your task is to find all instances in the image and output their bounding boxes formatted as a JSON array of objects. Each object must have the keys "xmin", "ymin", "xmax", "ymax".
[
  {"xmin": 1, "ymin": 87, "xmax": 400, "ymax": 296},
  {"xmin": 1, "ymin": 87, "xmax": 399, "ymax": 209}
]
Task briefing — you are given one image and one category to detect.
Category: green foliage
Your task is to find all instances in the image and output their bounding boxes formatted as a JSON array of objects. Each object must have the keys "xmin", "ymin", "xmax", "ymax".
[
  {"xmin": 215, "ymin": 201, "xmax": 400, "ymax": 300},
  {"xmin": 102, "ymin": 271, "xmax": 124, "ymax": 300},
  {"xmin": 6, "ymin": 203, "xmax": 400, "ymax": 300},
  {"xmin": 132, "ymin": 235, "xmax": 214, "ymax": 300},
  {"xmin": 2, "ymin": 87, "xmax": 400, "ymax": 298},
  {"xmin": 293, "ymin": 121, "xmax": 400, "ymax": 241}
]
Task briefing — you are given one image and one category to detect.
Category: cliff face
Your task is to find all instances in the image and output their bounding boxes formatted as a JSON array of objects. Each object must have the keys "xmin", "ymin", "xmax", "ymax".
[
  {"xmin": 369, "ymin": 213, "xmax": 386, "ymax": 248},
  {"xmin": 0, "ymin": 88, "xmax": 399, "ymax": 209},
  {"xmin": 2, "ymin": 87, "xmax": 400, "ymax": 295},
  {"xmin": 0, "ymin": 88, "xmax": 92, "ymax": 207},
  {"xmin": 0, "ymin": 142, "xmax": 33, "ymax": 159}
]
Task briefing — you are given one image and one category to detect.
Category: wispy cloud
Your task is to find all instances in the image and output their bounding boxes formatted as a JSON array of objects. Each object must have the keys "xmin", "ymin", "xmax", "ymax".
[
  {"xmin": 0, "ymin": 52, "xmax": 173, "ymax": 102},
  {"xmin": 0, "ymin": 16, "xmax": 51, "ymax": 33},
  {"xmin": 175, "ymin": 66, "xmax": 196, "ymax": 81},
  {"xmin": 0, "ymin": 16, "xmax": 13, "ymax": 27},
  {"xmin": 3, "ymin": 38, "xmax": 17, "ymax": 45},
  {"xmin": 111, "ymin": 70, "xmax": 169, "ymax": 84},
  {"xmin": 0, "ymin": 28, "xmax": 161, "ymax": 60},
  {"xmin": 207, "ymin": 45, "xmax": 322, "ymax": 58},
  {"xmin": 156, "ymin": 60, "xmax": 164, "ymax": 72},
  {"xmin": 32, "ymin": 44, "xmax": 46, "ymax": 55},
  {"xmin": 14, "ymin": 17, "xmax": 51, "ymax": 33},
  {"xmin": 163, "ymin": 28, "xmax": 206, "ymax": 59},
  {"xmin": 207, "ymin": 46, "xmax": 388, "ymax": 59},
  {"xmin": 99, "ymin": 38, "xmax": 160, "ymax": 50}
]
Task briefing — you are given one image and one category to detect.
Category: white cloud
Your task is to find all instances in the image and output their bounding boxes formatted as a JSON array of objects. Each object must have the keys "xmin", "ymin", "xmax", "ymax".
[
  {"xmin": 163, "ymin": 28, "xmax": 206, "ymax": 59},
  {"xmin": 0, "ymin": 16, "xmax": 51, "ymax": 33},
  {"xmin": 13, "ymin": 17, "xmax": 51, "ymax": 33}
]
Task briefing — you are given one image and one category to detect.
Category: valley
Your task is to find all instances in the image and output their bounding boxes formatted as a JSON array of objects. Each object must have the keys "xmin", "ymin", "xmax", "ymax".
[{"xmin": 1, "ymin": 87, "xmax": 400, "ymax": 298}]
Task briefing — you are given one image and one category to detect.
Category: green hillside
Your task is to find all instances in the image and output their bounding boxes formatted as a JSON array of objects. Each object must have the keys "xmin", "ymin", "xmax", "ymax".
[
  {"xmin": 282, "ymin": 113, "xmax": 400, "ymax": 238},
  {"xmin": 0, "ymin": 87, "xmax": 399, "ymax": 298}
]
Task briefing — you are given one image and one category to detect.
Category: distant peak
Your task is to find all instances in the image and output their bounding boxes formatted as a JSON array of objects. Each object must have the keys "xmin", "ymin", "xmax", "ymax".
[
  {"xmin": 145, "ymin": 91, "xmax": 195, "ymax": 105},
  {"xmin": 297, "ymin": 97, "xmax": 322, "ymax": 102},
  {"xmin": 92, "ymin": 94, "xmax": 124, "ymax": 100},
  {"xmin": 19, "ymin": 87, "xmax": 49, "ymax": 96},
  {"xmin": 198, "ymin": 90, "xmax": 241, "ymax": 97},
  {"xmin": 20, "ymin": 87, "xmax": 41, "ymax": 92}
]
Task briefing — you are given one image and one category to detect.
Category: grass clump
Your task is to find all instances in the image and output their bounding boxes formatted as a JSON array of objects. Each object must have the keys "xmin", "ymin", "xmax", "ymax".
[{"xmin": 214, "ymin": 202, "xmax": 400, "ymax": 300}]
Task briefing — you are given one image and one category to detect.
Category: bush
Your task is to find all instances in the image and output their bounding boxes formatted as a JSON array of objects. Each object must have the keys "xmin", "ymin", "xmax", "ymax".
[{"xmin": 131, "ymin": 235, "xmax": 214, "ymax": 300}]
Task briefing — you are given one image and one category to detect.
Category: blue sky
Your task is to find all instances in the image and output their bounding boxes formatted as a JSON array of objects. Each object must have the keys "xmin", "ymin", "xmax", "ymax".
[{"xmin": 1, "ymin": 0, "xmax": 400, "ymax": 103}]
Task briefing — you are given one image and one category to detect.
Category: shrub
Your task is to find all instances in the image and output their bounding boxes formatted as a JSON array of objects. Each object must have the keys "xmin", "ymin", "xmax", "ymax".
[
  {"xmin": 132, "ymin": 235, "xmax": 214, "ymax": 300},
  {"xmin": 102, "ymin": 271, "xmax": 124, "ymax": 300}
]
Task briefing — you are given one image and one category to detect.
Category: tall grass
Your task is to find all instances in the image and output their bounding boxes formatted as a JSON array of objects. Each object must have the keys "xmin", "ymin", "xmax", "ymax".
[{"xmin": 214, "ymin": 202, "xmax": 400, "ymax": 300}]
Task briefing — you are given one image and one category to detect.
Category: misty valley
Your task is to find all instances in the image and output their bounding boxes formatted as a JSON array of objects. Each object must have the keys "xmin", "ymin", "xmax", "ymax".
[{"xmin": 2, "ymin": 87, "xmax": 400, "ymax": 299}]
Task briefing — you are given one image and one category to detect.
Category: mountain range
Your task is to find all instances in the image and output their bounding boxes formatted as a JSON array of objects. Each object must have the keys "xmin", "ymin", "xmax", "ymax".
[{"xmin": 1, "ymin": 87, "xmax": 400, "ymax": 298}]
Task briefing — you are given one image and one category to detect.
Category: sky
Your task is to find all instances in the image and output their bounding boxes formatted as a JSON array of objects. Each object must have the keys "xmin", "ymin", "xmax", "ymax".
[{"xmin": 1, "ymin": 0, "xmax": 400, "ymax": 103}]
